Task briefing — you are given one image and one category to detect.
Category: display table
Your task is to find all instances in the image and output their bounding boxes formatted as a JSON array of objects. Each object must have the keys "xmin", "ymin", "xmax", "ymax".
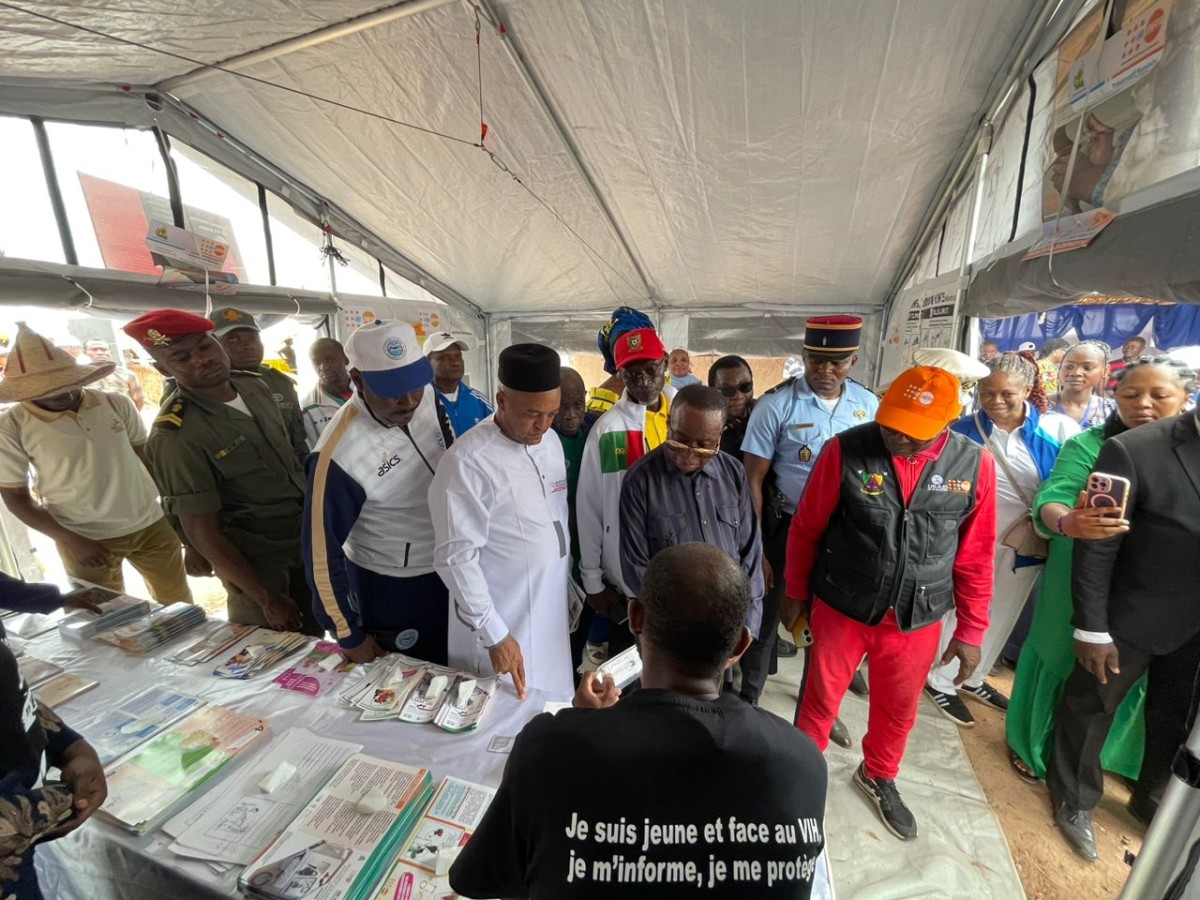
[{"xmin": 18, "ymin": 621, "xmax": 833, "ymax": 899}]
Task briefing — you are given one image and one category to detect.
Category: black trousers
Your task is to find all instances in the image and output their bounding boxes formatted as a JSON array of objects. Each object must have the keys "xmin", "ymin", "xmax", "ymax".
[
  {"xmin": 740, "ymin": 512, "xmax": 790, "ymax": 703},
  {"xmin": 1048, "ymin": 629, "xmax": 1200, "ymax": 811}
]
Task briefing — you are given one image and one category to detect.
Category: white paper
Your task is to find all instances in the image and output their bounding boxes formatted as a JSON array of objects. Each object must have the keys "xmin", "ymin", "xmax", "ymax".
[{"xmin": 164, "ymin": 726, "xmax": 362, "ymax": 866}]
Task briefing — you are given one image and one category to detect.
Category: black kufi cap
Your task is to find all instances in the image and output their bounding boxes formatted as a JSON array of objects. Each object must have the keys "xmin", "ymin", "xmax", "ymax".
[{"xmin": 499, "ymin": 343, "xmax": 561, "ymax": 392}]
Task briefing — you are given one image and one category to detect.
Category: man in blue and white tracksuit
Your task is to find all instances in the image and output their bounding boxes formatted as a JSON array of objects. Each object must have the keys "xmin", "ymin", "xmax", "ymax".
[
  {"xmin": 303, "ymin": 321, "xmax": 455, "ymax": 665},
  {"xmin": 423, "ymin": 330, "xmax": 492, "ymax": 437}
]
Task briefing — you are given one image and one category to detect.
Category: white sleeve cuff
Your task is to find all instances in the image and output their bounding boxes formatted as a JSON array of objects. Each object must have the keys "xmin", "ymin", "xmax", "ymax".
[{"xmin": 1073, "ymin": 629, "xmax": 1113, "ymax": 644}]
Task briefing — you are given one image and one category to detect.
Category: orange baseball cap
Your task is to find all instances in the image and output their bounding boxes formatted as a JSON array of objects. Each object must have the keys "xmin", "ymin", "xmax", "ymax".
[{"xmin": 876, "ymin": 366, "xmax": 963, "ymax": 441}]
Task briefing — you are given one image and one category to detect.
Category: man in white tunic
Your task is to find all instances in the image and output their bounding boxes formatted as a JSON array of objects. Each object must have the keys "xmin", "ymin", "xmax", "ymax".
[{"xmin": 429, "ymin": 344, "xmax": 572, "ymax": 699}]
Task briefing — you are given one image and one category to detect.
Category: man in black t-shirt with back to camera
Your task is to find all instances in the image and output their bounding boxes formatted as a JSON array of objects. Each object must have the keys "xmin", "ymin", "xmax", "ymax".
[{"xmin": 450, "ymin": 542, "xmax": 828, "ymax": 899}]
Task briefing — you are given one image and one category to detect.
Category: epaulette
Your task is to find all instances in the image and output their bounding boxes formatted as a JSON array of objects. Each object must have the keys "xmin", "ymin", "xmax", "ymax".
[
  {"xmin": 763, "ymin": 377, "xmax": 797, "ymax": 395},
  {"xmin": 154, "ymin": 396, "xmax": 188, "ymax": 430}
]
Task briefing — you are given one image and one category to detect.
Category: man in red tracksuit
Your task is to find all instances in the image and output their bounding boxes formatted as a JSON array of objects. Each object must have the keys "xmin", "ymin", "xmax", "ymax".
[{"xmin": 783, "ymin": 365, "xmax": 996, "ymax": 841}]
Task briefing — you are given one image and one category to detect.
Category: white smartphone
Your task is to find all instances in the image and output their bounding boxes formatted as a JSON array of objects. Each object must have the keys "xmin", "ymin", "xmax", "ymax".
[{"xmin": 1083, "ymin": 472, "xmax": 1132, "ymax": 519}]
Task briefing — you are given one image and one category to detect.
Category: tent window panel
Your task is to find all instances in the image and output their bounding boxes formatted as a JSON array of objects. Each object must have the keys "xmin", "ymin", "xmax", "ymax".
[
  {"xmin": 0, "ymin": 117, "xmax": 65, "ymax": 265},
  {"xmin": 44, "ymin": 122, "xmax": 172, "ymax": 273},
  {"xmin": 335, "ymin": 250, "xmax": 384, "ymax": 298},
  {"xmin": 383, "ymin": 266, "xmax": 444, "ymax": 305},
  {"xmin": 265, "ymin": 194, "xmax": 330, "ymax": 292},
  {"xmin": 169, "ymin": 142, "xmax": 272, "ymax": 286}
]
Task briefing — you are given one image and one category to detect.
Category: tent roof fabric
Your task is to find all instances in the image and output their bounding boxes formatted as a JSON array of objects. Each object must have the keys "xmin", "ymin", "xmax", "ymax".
[{"xmin": 0, "ymin": 0, "xmax": 1041, "ymax": 315}]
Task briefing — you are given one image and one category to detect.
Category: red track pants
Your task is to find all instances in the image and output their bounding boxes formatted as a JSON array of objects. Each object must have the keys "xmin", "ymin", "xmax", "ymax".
[{"xmin": 796, "ymin": 601, "xmax": 943, "ymax": 780}]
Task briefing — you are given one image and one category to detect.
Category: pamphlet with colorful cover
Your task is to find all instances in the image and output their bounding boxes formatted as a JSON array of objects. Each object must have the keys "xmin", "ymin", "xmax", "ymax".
[
  {"xmin": 98, "ymin": 705, "xmax": 269, "ymax": 834},
  {"xmin": 274, "ymin": 641, "xmax": 356, "ymax": 697},
  {"xmin": 240, "ymin": 754, "xmax": 433, "ymax": 900},
  {"xmin": 215, "ymin": 631, "xmax": 311, "ymax": 679},
  {"xmin": 371, "ymin": 778, "xmax": 496, "ymax": 900},
  {"xmin": 171, "ymin": 622, "xmax": 259, "ymax": 666},
  {"xmin": 338, "ymin": 656, "xmax": 498, "ymax": 732},
  {"xmin": 78, "ymin": 685, "xmax": 207, "ymax": 765}
]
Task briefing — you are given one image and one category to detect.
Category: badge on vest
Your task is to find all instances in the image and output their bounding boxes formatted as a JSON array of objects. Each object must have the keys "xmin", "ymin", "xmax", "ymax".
[
  {"xmin": 926, "ymin": 474, "xmax": 972, "ymax": 494},
  {"xmin": 799, "ymin": 445, "xmax": 812, "ymax": 463},
  {"xmin": 860, "ymin": 472, "xmax": 886, "ymax": 496},
  {"xmin": 854, "ymin": 408, "xmax": 867, "ymax": 420}
]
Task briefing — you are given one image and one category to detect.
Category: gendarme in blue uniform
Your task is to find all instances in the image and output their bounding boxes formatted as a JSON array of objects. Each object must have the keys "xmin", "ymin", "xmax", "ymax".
[{"xmin": 742, "ymin": 376, "xmax": 879, "ymax": 513}]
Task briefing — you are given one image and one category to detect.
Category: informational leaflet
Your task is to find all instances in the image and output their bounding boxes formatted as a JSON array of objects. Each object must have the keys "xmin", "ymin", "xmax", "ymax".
[
  {"xmin": 165, "ymin": 727, "xmax": 363, "ymax": 866},
  {"xmin": 240, "ymin": 754, "xmax": 432, "ymax": 900},
  {"xmin": 76, "ymin": 685, "xmax": 207, "ymax": 765},
  {"xmin": 274, "ymin": 642, "xmax": 356, "ymax": 697},
  {"xmin": 100, "ymin": 705, "xmax": 269, "ymax": 834},
  {"xmin": 215, "ymin": 631, "xmax": 311, "ymax": 679},
  {"xmin": 336, "ymin": 657, "xmax": 497, "ymax": 732},
  {"xmin": 371, "ymin": 778, "xmax": 496, "ymax": 900},
  {"xmin": 171, "ymin": 622, "xmax": 259, "ymax": 666}
]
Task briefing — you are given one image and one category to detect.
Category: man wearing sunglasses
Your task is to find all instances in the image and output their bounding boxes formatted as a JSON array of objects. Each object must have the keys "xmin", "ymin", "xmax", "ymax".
[
  {"xmin": 618, "ymin": 384, "xmax": 764, "ymax": 640},
  {"xmin": 741, "ymin": 316, "xmax": 879, "ymax": 712}
]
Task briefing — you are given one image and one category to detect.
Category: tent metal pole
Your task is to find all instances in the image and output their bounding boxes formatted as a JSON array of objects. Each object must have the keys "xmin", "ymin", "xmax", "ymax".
[
  {"xmin": 883, "ymin": 0, "xmax": 1074, "ymax": 309},
  {"xmin": 476, "ymin": 0, "xmax": 656, "ymax": 304},
  {"xmin": 157, "ymin": 0, "xmax": 459, "ymax": 92},
  {"xmin": 30, "ymin": 117, "xmax": 77, "ymax": 266}
]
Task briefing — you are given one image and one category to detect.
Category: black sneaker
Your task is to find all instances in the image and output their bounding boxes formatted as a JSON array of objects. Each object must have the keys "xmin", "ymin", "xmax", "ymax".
[
  {"xmin": 961, "ymin": 681, "xmax": 1009, "ymax": 711},
  {"xmin": 853, "ymin": 761, "xmax": 917, "ymax": 840},
  {"xmin": 923, "ymin": 684, "xmax": 975, "ymax": 727}
]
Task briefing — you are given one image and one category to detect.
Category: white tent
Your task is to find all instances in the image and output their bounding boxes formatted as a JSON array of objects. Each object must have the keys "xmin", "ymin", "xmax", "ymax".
[{"xmin": 0, "ymin": 0, "xmax": 1098, "ymax": 389}]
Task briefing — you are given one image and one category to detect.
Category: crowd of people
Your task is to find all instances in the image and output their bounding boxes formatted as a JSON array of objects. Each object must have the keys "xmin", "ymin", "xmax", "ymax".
[{"xmin": 0, "ymin": 305, "xmax": 1197, "ymax": 898}]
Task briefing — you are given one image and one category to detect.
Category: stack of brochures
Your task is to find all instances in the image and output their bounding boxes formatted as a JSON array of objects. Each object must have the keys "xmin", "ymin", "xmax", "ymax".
[
  {"xmin": 163, "ymin": 727, "xmax": 363, "ymax": 870},
  {"xmin": 338, "ymin": 654, "xmax": 499, "ymax": 732},
  {"xmin": 16, "ymin": 655, "xmax": 63, "ymax": 688},
  {"xmin": 57, "ymin": 595, "xmax": 151, "ymax": 639},
  {"xmin": 98, "ymin": 705, "xmax": 269, "ymax": 835},
  {"xmin": 214, "ymin": 631, "xmax": 311, "ymax": 679},
  {"xmin": 97, "ymin": 602, "xmax": 207, "ymax": 653},
  {"xmin": 35, "ymin": 672, "xmax": 99, "ymax": 708},
  {"xmin": 171, "ymin": 622, "xmax": 258, "ymax": 666},
  {"xmin": 75, "ymin": 685, "xmax": 207, "ymax": 765},
  {"xmin": 240, "ymin": 754, "xmax": 433, "ymax": 900},
  {"xmin": 371, "ymin": 777, "xmax": 497, "ymax": 900}
]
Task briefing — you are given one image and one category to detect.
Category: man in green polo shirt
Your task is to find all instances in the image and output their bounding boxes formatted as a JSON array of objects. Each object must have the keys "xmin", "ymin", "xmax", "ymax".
[
  {"xmin": 124, "ymin": 309, "xmax": 321, "ymax": 634},
  {"xmin": 207, "ymin": 306, "xmax": 308, "ymax": 459}
]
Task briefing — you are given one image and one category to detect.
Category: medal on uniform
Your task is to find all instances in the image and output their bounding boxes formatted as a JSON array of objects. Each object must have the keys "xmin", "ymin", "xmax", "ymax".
[{"xmin": 799, "ymin": 445, "xmax": 812, "ymax": 463}]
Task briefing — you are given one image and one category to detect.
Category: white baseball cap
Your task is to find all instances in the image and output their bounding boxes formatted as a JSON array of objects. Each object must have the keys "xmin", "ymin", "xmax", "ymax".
[
  {"xmin": 913, "ymin": 348, "xmax": 990, "ymax": 384},
  {"xmin": 422, "ymin": 331, "xmax": 471, "ymax": 355},
  {"xmin": 345, "ymin": 321, "xmax": 432, "ymax": 397},
  {"xmin": 1017, "ymin": 341, "xmax": 1037, "ymax": 352}
]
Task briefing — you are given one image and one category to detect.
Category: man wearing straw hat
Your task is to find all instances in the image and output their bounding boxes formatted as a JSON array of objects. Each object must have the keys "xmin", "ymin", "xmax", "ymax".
[{"xmin": 0, "ymin": 324, "xmax": 191, "ymax": 602}]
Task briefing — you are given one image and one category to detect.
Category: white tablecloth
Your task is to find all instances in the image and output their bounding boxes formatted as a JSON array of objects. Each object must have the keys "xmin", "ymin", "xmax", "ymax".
[{"xmin": 23, "ymin": 623, "xmax": 833, "ymax": 899}]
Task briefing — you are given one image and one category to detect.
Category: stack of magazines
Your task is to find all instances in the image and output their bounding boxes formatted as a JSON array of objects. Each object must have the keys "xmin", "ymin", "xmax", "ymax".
[
  {"xmin": 338, "ymin": 654, "xmax": 499, "ymax": 732},
  {"xmin": 97, "ymin": 705, "xmax": 269, "ymax": 834},
  {"xmin": 97, "ymin": 602, "xmax": 207, "ymax": 653},
  {"xmin": 57, "ymin": 595, "xmax": 151, "ymax": 639},
  {"xmin": 240, "ymin": 754, "xmax": 433, "ymax": 900},
  {"xmin": 170, "ymin": 622, "xmax": 258, "ymax": 666}
]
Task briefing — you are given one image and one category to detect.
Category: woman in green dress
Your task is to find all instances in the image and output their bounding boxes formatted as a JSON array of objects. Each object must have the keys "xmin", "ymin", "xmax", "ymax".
[{"xmin": 1007, "ymin": 355, "xmax": 1194, "ymax": 791}]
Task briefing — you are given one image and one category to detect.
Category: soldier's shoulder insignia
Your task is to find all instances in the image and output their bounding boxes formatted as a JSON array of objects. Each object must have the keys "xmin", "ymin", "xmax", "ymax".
[
  {"xmin": 154, "ymin": 397, "xmax": 187, "ymax": 430},
  {"xmin": 763, "ymin": 377, "xmax": 797, "ymax": 395}
]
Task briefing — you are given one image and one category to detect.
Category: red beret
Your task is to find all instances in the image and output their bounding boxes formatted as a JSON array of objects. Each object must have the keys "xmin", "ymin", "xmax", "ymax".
[{"xmin": 123, "ymin": 309, "xmax": 214, "ymax": 350}]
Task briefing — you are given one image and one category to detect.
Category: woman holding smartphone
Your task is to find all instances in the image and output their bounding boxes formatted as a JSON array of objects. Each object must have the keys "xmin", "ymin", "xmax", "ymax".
[{"xmin": 1007, "ymin": 356, "xmax": 1195, "ymax": 798}]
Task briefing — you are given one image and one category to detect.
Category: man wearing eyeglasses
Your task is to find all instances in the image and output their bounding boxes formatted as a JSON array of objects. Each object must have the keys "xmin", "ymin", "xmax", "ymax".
[
  {"xmin": 618, "ymin": 384, "xmax": 764, "ymax": 639},
  {"xmin": 740, "ymin": 315, "xmax": 879, "ymax": 710}
]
